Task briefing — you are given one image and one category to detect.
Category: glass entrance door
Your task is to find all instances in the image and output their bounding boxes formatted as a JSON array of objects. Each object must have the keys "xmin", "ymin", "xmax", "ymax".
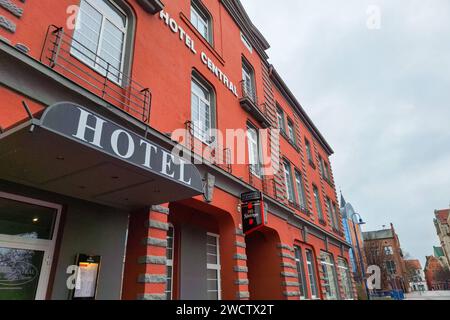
[{"xmin": 0, "ymin": 192, "xmax": 61, "ymax": 300}]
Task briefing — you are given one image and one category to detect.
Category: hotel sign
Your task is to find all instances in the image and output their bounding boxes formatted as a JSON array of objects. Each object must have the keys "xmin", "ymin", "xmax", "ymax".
[
  {"xmin": 241, "ymin": 201, "xmax": 265, "ymax": 235},
  {"xmin": 39, "ymin": 102, "xmax": 203, "ymax": 192},
  {"xmin": 159, "ymin": 10, "xmax": 239, "ymax": 97}
]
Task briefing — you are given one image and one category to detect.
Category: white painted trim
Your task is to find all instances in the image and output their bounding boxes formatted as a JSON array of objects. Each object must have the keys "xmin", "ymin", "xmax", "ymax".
[{"xmin": 206, "ymin": 232, "xmax": 221, "ymax": 300}]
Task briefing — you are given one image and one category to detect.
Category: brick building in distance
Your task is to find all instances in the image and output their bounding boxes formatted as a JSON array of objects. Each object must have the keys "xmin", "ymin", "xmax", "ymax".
[
  {"xmin": 424, "ymin": 247, "xmax": 450, "ymax": 291},
  {"xmin": 0, "ymin": 0, "xmax": 356, "ymax": 300},
  {"xmin": 362, "ymin": 224, "xmax": 409, "ymax": 293},
  {"xmin": 404, "ymin": 259, "xmax": 427, "ymax": 292},
  {"xmin": 434, "ymin": 209, "xmax": 450, "ymax": 266}
]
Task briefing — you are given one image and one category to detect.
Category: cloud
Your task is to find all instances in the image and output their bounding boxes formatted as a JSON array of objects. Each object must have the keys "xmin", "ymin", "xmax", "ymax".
[{"xmin": 243, "ymin": 0, "xmax": 450, "ymax": 265}]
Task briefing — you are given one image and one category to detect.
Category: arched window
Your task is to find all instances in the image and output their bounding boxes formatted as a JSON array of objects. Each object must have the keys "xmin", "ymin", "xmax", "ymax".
[{"xmin": 71, "ymin": 0, "xmax": 134, "ymax": 85}]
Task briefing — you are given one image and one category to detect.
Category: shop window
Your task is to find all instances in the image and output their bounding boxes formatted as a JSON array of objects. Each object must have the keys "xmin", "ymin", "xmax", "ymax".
[
  {"xmin": 247, "ymin": 123, "xmax": 262, "ymax": 177},
  {"xmin": 242, "ymin": 59, "xmax": 256, "ymax": 103},
  {"xmin": 294, "ymin": 246, "xmax": 308, "ymax": 299},
  {"xmin": 305, "ymin": 249, "xmax": 319, "ymax": 299},
  {"xmin": 283, "ymin": 160, "xmax": 295, "ymax": 202},
  {"xmin": 294, "ymin": 170, "xmax": 307, "ymax": 210},
  {"xmin": 313, "ymin": 185, "xmax": 324, "ymax": 222},
  {"xmin": 206, "ymin": 233, "xmax": 221, "ymax": 300},
  {"xmin": 71, "ymin": 0, "xmax": 130, "ymax": 84},
  {"xmin": 191, "ymin": 73, "xmax": 215, "ymax": 144},
  {"xmin": 320, "ymin": 252, "xmax": 340, "ymax": 300},
  {"xmin": 165, "ymin": 225, "xmax": 175, "ymax": 300},
  {"xmin": 338, "ymin": 258, "xmax": 354, "ymax": 300},
  {"xmin": 191, "ymin": 0, "xmax": 212, "ymax": 44}
]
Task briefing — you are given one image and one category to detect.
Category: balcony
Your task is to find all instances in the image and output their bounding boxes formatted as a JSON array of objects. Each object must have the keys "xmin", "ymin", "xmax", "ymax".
[
  {"xmin": 40, "ymin": 25, "xmax": 152, "ymax": 123},
  {"xmin": 184, "ymin": 121, "xmax": 232, "ymax": 174},
  {"xmin": 247, "ymin": 165, "xmax": 278, "ymax": 200},
  {"xmin": 239, "ymin": 81, "xmax": 271, "ymax": 128}
]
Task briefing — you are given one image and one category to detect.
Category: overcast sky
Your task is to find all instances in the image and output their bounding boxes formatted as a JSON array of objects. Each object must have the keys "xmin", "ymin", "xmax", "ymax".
[{"xmin": 242, "ymin": 0, "xmax": 450, "ymax": 266}]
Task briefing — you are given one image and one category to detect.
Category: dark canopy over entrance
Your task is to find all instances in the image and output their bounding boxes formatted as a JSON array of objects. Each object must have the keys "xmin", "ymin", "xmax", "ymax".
[{"xmin": 0, "ymin": 102, "xmax": 203, "ymax": 209}]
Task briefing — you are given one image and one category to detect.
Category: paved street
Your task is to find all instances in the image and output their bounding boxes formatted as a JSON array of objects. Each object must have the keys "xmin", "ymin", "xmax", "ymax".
[{"xmin": 405, "ymin": 291, "xmax": 450, "ymax": 300}]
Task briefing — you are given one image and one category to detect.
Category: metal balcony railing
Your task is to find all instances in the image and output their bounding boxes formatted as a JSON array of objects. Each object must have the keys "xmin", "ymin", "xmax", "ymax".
[
  {"xmin": 40, "ymin": 25, "xmax": 152, "ymax": 123},
  {"xmin": 248, "ymin": 165, "xmax": 278, "ymax": 200},
  {"xmin": 240, "ymin": 80, "xmax": 258, "ymax": 106},
  {"xmin": 184, "ymin": 121, "xmax": 232, "ymax": 174}
]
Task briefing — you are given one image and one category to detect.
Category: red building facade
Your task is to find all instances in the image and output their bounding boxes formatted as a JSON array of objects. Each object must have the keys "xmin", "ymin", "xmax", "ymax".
[{"xmin": 0, "ymin": 0, "xmax": 355, "ymax": 300}]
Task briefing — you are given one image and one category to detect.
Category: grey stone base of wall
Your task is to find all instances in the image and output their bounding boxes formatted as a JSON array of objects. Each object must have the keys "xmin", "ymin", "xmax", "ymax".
[{"xmin": 237, "ymin": 291, "xmax": 250, "ymax": 299}]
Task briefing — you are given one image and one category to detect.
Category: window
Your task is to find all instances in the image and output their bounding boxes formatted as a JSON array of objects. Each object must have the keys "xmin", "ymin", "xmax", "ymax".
[
  {"xmin": 324, "ymin": 162, "xmax": 331, "ymax": 181},
  {"xmin": 242, "ymin": 60, "xmax": 256, "ymax": 102},
  {"xmin": 319, "ymin": 156, "xmax": 331, "ymax": 181},
  {"xmin": 191, "ymin": 75, "xmax": 214, "ymax": 143},
  {"xmin": 313, "ymin": 185, "xmax": 324, "ymax": 221},
  {"xmin": 287, "ymin": 119, "xmax": 296, "ymax": 143},
  {"xmin": 320, "ymin": 252, "xmax": 339, "ymax": 300},
  {"xmin": 294, "ymin": 170, "xmax": 307, "ymax": 210},
  {"xmin": 331, "ymin": 203, "xmax": 340, "ymax": 231},
  {"xmin": 191, "ymin": 0, "xmax": 212, "ymax": 43},
  {"xmin": 305, "ymin": 139, "xmax": 313, "ymax": 164},
  {"xmin": 72, "ymin": 0, "xmax": 128, "ymax": 84},
  {"xmin": 206, "ymin": 233, "xmax": 221, "ymax": 300},
  {"xmin": 386, "ymin": 260, "xmax": 396, "ymax": 274},
  {"xmin": 165, "ymin": 225, "xmax": 175, "ymax": 300},
  {"xmin": 277, "ymin": 106, "xmax": 286, "ymax": 133},
  {"xmin": 247, "ymin": 124, "xmax": 262, "ymax": 177},
  {"xmin": 283, "ymin": 160, "xmax": 295, "ymax": 202},
  {"xmin": 338, "ymin": 258, "xmax": 354, "ymax": 300},
  {"xmin": 294, "ymin": 246, "xmax": 308, "ymax": 299},
  {"xmin": 326, "ymin": 197, "xmax": 337, "ymax": 229},
  {"xmin": 305, "ymin": 249, "xmax": 319, "ymax": 299},
  {"xmin": 240, "ymin": 31, "xmax": 253, "ymax": 53},
  {"xmin": 384, "ymin": 246, "xmax": 394, "ymax": 255}
]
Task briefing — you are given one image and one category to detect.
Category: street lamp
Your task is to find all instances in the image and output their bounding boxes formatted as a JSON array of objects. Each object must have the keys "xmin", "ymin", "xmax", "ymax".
[{"xmin": 351, "ymin": 212, "xmax": 371, "ymax": 300}]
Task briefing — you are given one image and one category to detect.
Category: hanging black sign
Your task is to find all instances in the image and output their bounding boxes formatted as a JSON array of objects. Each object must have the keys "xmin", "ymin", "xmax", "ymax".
[
  {"xmin": 241, "ymin": 201, "xmax": 265, "ymax": 235},
  {"xmin": 240, "ymin": 190, "xmax": 262, "ymax": 203}
]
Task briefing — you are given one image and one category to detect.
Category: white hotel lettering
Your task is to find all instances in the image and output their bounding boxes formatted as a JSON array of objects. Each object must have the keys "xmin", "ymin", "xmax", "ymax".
[{"xmin": 160, "ymin": 10, "xmax": 238, "ymax": 97}]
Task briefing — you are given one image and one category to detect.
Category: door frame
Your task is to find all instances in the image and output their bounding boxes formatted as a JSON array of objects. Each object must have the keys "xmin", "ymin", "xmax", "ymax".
[{"xmin": 0, "ymin": 191, "xmax": 62, "ymax": 300}]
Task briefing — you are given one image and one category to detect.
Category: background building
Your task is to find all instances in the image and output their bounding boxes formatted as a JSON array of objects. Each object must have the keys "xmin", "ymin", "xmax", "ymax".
[
  {"xmin": 362, "ymin": 224, "xmax": 409, "ymax": 293},
  {"xmin": 404, "ymin": 259, "xmax": 427, "ymax": 292},
  {"xmin": 434, "ymin": 209, "xmax": 450, "ymax": 265},
  {"xmin": 340, "ymin": 194, "xmax": 367, "ymax": 297},
  {"xmin": 0, "ymin": 0, "xmax": 355, "ymax": 300},
  {"xmin": 424, "ymin": 249, "xmax": 450, "ymax": 291}
]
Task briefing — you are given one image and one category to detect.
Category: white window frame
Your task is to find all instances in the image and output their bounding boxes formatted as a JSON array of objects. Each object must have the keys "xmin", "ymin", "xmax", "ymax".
[
  {"xmin": 206, "ymin": 233, "xmax": 221, "ymax": 300},
  {"xmin": 0, "ymin": 192, "xmax": 62, "ymax": 300},
  {"xmin": 294, "ymin": 246, "xmax": 307, "ymax": 299},
  {"xmin": 191, "ymin": 0, "xmax": 211, "ymax": 43},
  {"xmin": 247, "ymin": 124, "xmax": 262, "ymax": 178},
  {"xmin": 305, "ymin": 249, "xmax": 319, "ymax": 299},
  {"xmin": 294, "ymin": 170, "xmax": 307, "ymax": 209},
  {"xmin": 283, "ymin": 160, "xmax": 295, "ymax": 202},
  {"xmin": 320, "ymin": 252, "xmax": 340, "ymax": 300},
  {"xmin": 337, "ymin": 258, "xmax": 354, "ymax": 300},
  {"xmin": 287, "ymin": 119, "xmax": 295, "ymax": 143},
  {"xmin": 191, "ymin": 76, "xmax": 213, "ymax": 144},
  {"xmin": 277, "ymin": 107, "xmax": 286, "ymax": 132},
  {"xmin": 165, "ymin": 224, "xmax": 175, "ymax": 300},
  {"xmin": 313, "ymin": 186, "xmax": 324, "ymax": 221},
  {"xmin": 242, "ymin": 60, "xmax": 256, "ymax": 102},
  {"xmin": 71, "ymin": 0, "xmax": 128, "ymax": 85}
]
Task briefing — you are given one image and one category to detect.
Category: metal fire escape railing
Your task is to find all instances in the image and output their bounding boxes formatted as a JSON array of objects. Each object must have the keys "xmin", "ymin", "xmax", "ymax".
[{"xmin": 40, "ymin": 25, "xmax": 152, "ymax": 123}]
